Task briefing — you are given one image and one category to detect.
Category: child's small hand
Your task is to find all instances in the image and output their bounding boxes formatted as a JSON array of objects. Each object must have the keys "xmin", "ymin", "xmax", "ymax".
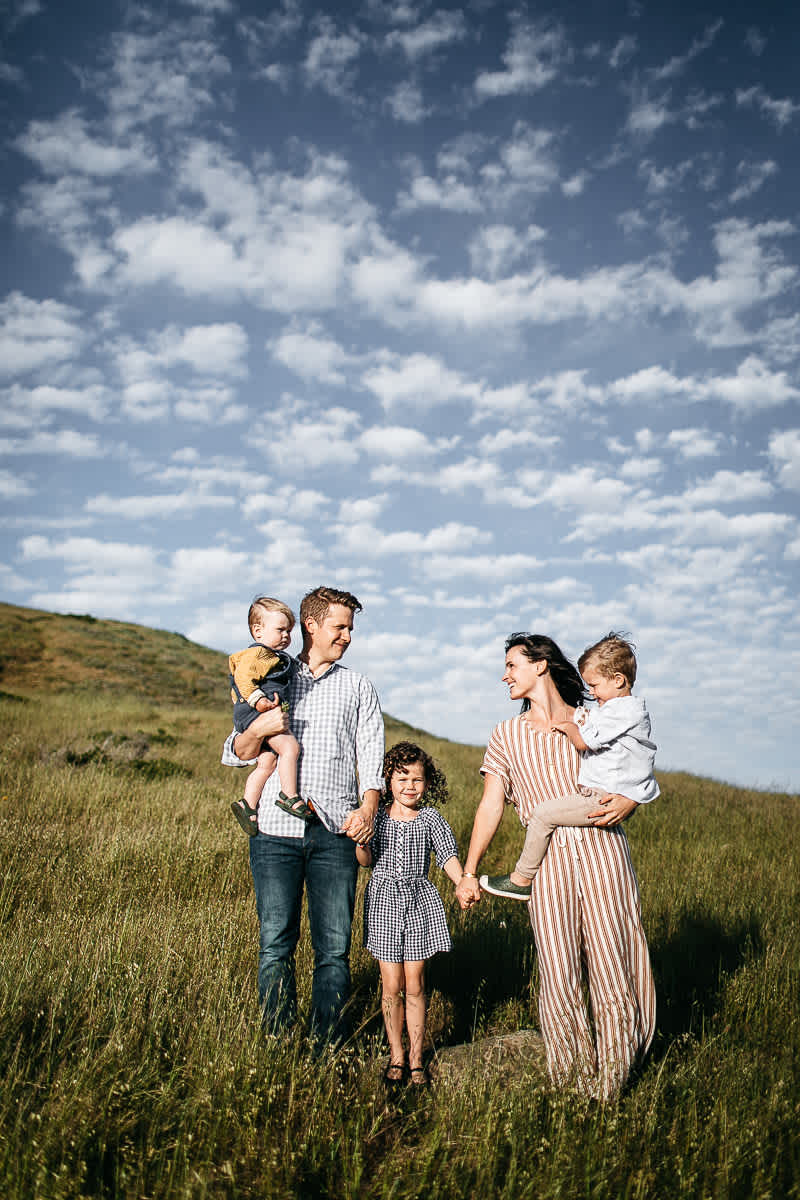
[
  {"xmin": 256, "ymin": 695, "xmax": 280, "ymax": 712},
  {"xmin": 550, "ymin": 722, "xmax": 569, "ymax": 734}
]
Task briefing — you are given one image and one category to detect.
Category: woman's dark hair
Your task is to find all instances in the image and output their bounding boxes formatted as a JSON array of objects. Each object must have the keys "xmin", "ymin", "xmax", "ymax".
[
  {"xmin": 505, "ymin": 633, "xmax": 587, "ymax": 711},
  {"xmin": 382, "ymin": 741, "xmax": 449, "ymax": 809}
]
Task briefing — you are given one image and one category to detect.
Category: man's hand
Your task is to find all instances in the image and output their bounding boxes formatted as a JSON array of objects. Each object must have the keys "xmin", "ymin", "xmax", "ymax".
[
  {"xmin": 341, "ymin": 789, "xmax": 379, "ymax": 845},
  {"xmin": 455, "ymin": 875, "xmax": 482, "ymax": 911},
  {"xmin": 251, "ymin": 707, "xmax": 289, "ymax": 738},
  {"xmin": 588, "ymin": 792, "xmax": 638, "ymax": 826}
]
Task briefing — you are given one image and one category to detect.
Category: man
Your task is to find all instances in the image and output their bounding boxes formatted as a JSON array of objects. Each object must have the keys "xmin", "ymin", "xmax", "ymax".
[{"xmin": 222, "ymin": 585, "xmax": 384, "ymax": 1041}]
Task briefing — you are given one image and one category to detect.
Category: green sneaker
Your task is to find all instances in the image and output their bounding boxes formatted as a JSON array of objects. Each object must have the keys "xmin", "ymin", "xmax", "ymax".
[{"xmin": 479, "ymin": 873, "xmax": 531, "ymax": 900}]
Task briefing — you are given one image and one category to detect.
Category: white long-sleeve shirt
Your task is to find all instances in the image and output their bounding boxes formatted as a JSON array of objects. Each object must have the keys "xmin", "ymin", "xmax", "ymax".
[
  {"xmin": 574, "ymin": 695, "xmax": 659, "ymax": 805},
  {"xmin": 221, "ymin": 658, "xmax": 385, "ymax": 835}
]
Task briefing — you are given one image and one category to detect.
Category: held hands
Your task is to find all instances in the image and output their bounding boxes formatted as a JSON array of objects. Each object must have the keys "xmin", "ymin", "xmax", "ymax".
[
  {"xmin": 588, "ymin": 792, "xmax": 638, "ymax": 827},
  {"xmin": 455, "ymin": 874, "xmax": 482, "ymax": 911},
  {"xmin": 341, "ymin": 790, "xmax": 379, "ymax": 845}
]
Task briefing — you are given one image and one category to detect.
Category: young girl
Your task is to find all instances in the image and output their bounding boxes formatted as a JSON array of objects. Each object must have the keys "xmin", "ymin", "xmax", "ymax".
[{"xmin": 357, "ymin": 741, "xmax": 464, "ymax": 1087}]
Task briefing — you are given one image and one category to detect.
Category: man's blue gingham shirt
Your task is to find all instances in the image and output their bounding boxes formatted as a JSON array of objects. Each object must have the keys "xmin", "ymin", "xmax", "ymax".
[{"xmin": 222, "ymin": 658, "xmax": 385, "ymax": 836}]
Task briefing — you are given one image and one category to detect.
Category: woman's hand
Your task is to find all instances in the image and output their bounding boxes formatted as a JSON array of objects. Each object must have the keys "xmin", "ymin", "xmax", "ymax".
[
  {"xmin": 456, "ymin": 875, "xmax": 482, "ymax": 910},
  {"xmin": 588, "ymin": 793, "xmax": 638, "ymax": 826}
]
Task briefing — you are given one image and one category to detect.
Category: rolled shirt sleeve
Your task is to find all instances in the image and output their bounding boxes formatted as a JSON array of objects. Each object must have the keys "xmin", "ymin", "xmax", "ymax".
[{"xmin": 355, "ymin": 674, "xmax": 385, "ymax": 797}]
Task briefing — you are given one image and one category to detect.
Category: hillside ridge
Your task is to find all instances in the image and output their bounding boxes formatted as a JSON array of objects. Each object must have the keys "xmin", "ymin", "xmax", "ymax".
[{"xmin": 0, "ymin": 600, "xmax": 443, "ymax": 745}]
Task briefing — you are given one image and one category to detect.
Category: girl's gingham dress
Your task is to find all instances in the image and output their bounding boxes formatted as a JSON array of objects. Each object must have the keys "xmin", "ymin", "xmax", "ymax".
[{"xmin": 364, "ymin": 807, "xmax": 458, "ymax": 963}]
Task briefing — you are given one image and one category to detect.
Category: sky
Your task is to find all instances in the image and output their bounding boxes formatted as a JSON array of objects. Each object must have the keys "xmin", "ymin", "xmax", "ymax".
[{"xmin": 1, "ymin": 0, "xmax": 799, "ymax": 793}]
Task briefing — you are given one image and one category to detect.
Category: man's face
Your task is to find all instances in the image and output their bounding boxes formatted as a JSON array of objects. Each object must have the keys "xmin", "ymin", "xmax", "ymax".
[{"xmin": 305, "ymin": 603, "xmax": 354, "ymax": 662}]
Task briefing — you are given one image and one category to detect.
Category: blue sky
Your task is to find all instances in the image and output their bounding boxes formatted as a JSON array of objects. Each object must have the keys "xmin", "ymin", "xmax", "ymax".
[{"xmin": 2, "ymin": 0, "xmax": 799, "ymax": 792}]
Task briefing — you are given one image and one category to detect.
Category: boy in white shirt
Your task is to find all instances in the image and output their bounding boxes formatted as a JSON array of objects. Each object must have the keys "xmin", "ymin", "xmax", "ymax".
[{"xmin": 480, "ymin": 631, "xmax": 659, "ymax": 901}]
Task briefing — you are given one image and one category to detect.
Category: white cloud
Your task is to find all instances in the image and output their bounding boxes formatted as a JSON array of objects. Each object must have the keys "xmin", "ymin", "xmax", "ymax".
[
  {"xmin": 609, "ymin": 35, "xmax": 637, "ymax": 69},
  {"xmin": 0, "ymin": 293, "xmax": 83, "ymax": 377},
  {"xmin": 626, "ymin": 91, "xmax": 674, "ymax": 138},
  {"xmin": 397, "ymin": 171, "xmax": 481, "ymax": 213},
  {"xmin": 681, "ymin": 470, "xmax": 773, "ymax": 506},
  {"xmin": 704, "ymin": 355, "xmax": 800, "ymax": 411},
  {"xmin": 385, "ymin": 10, "xmax": 467, "ymax": 59},
  {"xmin": 744, "ymin": 28, "xmax": 766, "ymax": 56},
  {"xmin": 729, "ymin": 160, "xmax": 778, "ymax": 204},
  {"xmin": 20, "ymin": 534, "xmax": 157, "ymax": 572},
  {"xmin": 421, "ymin": 552, "xmax": 543, "ymax": 579},
  {"xmin": 266, "ymin": 407, "xmax": 362, "ymax": 468},
  {"xmin": 303, "ymin": 18, "xmax": 363, "ymax": 98},
  {"xmin": 155, "ymin": 323, "xmax": 249, "ymax": 376},
  {"xmin": 648, "ymin": 20, "xmax": 723, "ymax": 84},
  {"xmin": 768, "ymin": 430, "xmax": 800, "ymax": 490},
  {"xmin": 16, "ymin": 111, "xmax": 155, "ymax": 176},
  {"xmin": 0, "ymin": 430, "xmax": 103, "ymax": 457},
  {"xmin": 85, "ymin": 491, "xmax": 236, "ymax": 519},
  {"xmin": 562, "ymin": 171, "xmax": 589, "ymax": 197},
  {"xmin": 1, "ymin": 383, "xmax": 109, "ymax": 424},
  {"xmin": 243, "ymin": 484, "xmax": 330, "ymax": 520},
  {"xmin": 468, "ymin": 224, "xmax": 546, "ymax": 277},
  {"xmin": 359, "ymin": 425, "xmax": 444, "ymax": 458},
  {"xmin": 0, "ymin": 469, "xmax": 34, "ymax": 499},
  {"xmin": 269, "ymin": 322, "xmax": 356, "ymax": 384},
  {"xmin": 103, "ymin": 28, "xmax": 231, "ymax": 135},
  {"xmin": 666, "ymin": 428, "xmax": 724, "ymax": 459},
  {"xmin": 736, "ymin": 85, "xmax": 800, "ymax": 129},
  {"xmin": 335, "ymin": 519, "xmax": 491, "ymax": 558},
  {"xmin": 386, "ymin": 81, "xmax": 428, "ymax": 123},
  {"xmin": 361, "ymin": 352, "xmax": 478, "ymax": 409},
  {"xmin": 475, "ymin": 18, "xmax": 567, "ymax": 98}
]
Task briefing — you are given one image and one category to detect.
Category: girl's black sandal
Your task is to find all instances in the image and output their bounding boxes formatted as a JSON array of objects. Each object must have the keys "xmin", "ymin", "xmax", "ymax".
[{"xmin": 383, "ymin": 1062, "xmax": 406, "ymax": 1085}]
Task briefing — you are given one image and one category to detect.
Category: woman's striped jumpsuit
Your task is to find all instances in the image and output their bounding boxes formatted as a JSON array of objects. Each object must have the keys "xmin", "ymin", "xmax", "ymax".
[{"xmin": 482, "ymin": 717, "xmax": 656, "ymax": 1099}]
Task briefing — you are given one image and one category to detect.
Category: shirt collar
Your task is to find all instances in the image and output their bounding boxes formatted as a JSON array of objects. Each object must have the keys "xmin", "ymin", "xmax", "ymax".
[{"xmin": 296, "ymin": 658, "xmax": 342, "ymax": 681}]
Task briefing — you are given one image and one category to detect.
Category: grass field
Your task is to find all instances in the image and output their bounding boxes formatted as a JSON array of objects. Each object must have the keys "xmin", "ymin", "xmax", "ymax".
[{"xmin": 0, "ymin": 604, "xmax": 798, "ymax": 1198}]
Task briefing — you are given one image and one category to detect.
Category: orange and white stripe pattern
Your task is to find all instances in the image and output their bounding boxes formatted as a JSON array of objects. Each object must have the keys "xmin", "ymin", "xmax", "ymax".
[{"xmin": 482, "ymin": 718, "xmax": 656, "ymax": 1099}]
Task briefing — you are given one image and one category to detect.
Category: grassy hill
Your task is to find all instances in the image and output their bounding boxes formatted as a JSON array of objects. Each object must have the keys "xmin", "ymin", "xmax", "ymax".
[
  {"xmin": 0, "ymin": 600, "xmax": 449, "ymax": 748},
  {"xmin": 0, "ymin": 602, "xmax": 798, "ymax": 1199}
]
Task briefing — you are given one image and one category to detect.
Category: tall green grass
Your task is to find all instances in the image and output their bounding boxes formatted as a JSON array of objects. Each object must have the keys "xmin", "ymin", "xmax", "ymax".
[{"xmin": 1, "ymin": 693, "xmax": 798, "ymax": 1199}]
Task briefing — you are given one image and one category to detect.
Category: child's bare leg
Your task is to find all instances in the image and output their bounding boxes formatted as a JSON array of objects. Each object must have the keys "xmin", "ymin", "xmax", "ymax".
[
  {"xmin": 403, "ymin": 960, "xmax": 426, "ymax": 1073},
  {"xmin": 243, "ymin": 749, "xmax": 277, "ymax": 810},
  {"xmin": 266, "ymin": 732, "xmax": 301, "ymax": 800},
  {"xmin": 512, "ymin": 790, "xmax": 600, "ymax": 884},
  {"xmin": 378, "ymin": 961, "xmax": 407, "ymax": 1078}
]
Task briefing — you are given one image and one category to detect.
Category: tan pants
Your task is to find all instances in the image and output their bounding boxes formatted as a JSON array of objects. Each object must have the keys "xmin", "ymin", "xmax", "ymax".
[
  {"xmin": 516, "ymin": 787, "xmax": 609, "ymax": 880},
  {"xmin": 529, "ymin": 825, "xmax": 655, "ymax": 1100}
]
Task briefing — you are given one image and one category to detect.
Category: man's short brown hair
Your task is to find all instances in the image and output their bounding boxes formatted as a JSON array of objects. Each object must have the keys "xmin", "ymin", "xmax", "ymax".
[
  {"xmin": 299, "ymin": 586, "xmax": 362, "ymax": 632},
  {"xmin": 248, "ymin": 596, "xmax": 296, "ymax": 637},
  {"xmin": 578, "ymin": 631, "xmax": 637, "ymax": 687}
]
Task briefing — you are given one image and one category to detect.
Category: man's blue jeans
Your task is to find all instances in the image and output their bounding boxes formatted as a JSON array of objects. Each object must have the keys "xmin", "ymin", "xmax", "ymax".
[{"xmin": 249, "ymin": 819, "xmax": 358, "ymax": 1040}]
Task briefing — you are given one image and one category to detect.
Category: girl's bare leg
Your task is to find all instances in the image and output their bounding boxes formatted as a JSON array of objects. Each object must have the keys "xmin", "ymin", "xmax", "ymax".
[
  {"xmin": 378, "ymin": 961, "xmax": 407, "ymax": 1077},
  {"xmin": 403, "ymin": 960, "xmax": 426, "ymax": 1072}
]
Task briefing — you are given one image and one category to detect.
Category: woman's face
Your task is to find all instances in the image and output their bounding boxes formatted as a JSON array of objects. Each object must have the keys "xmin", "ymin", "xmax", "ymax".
[{"xmin": 502, "ymin": 645, "xmax": 544, "ymax": 700}]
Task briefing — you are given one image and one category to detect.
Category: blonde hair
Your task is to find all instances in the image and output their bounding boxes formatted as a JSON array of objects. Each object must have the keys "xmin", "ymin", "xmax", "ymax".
[
  {"xmin": 248, "ymin": 596, "xmax": 295, "ymax": 637},
  {"xmin": 578, "ymin": 631, "xmax": 637, "ymax": 687}
]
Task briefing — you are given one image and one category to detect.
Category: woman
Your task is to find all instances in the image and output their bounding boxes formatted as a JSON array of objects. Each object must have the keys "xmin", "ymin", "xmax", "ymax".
[{"xmin": 455, "ymin": 633, "xmax": 655, "ymax": 1100}]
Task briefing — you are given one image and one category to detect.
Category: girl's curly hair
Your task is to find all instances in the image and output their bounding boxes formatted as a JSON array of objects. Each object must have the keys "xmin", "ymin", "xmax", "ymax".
[{"xmin": 382, "ymin": 741, "xmax": 449, "ymax": 809}]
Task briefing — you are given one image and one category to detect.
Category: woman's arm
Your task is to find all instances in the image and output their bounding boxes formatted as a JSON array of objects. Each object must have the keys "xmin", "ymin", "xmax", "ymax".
[
  {"xmin": 455, "ymin": 772, "xmax": 507, "ymax": 910},
  {"xmin": 588, "ymin": 793, "xmax": 638, "ymax": 826}
]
